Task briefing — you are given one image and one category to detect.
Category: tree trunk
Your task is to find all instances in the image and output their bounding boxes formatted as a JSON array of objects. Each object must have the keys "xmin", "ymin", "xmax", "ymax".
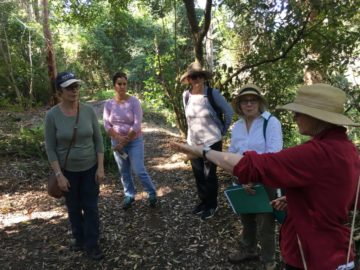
[
  {"xmin": 32, "ymin": 0, "xmax": 41, "ymax": 23},
  {"xmin": 182, "ymin": 0, "xmax": 212, "ymax": 65},
  {"xmin": 42, "ymin": 0, "xmax": 57, "ymax": 105},
  {"xmin": 28, "ymin": 30, "xmax": 34, "ymax": 104},
  {"xmin": 0, "ymin": 24, "xmax": 23, "ymax": 103},
  {"xmin": 302, "ymin": 0, "xmax": 326, "ymax": 85},
  {"xmin": 24, "ymin": 0, "xmax": 34, "ymax": 104},
  {"xmin": 205, "ymin": 23, "xmax": 213, "ymax": 71}
]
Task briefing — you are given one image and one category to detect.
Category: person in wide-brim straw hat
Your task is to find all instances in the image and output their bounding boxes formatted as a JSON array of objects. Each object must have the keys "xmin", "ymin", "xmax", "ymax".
[
  {"xmin": 170, "ymin": 83, "xmax": 360, "ymax": 270},
  {"xmin": 277, "ymin": 83, "xmax": 359, "ymax": 126},
  {"xmin": 180, "ymin": 62, "xmax": 212, "ymax": 84},
  {"xmin": 179, "ymin": 61, "xmax": 234, "ymax": 221}
]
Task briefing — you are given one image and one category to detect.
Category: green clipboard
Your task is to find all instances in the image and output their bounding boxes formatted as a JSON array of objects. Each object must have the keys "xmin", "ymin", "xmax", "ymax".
[
  {"xmin": 224, "ymin": 184, "xmax": 287, "ymax": 224},
  {"xmin": 224, "ymin": 184, "xmax": 273, "ymax": 214}
]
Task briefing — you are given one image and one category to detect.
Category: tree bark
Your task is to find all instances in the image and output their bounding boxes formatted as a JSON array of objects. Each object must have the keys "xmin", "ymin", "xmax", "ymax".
[
  {"xmin": 182, "ymin": 0, "xmax": 212, "ymax": 65},
  {"xmin": 42, "ymin": 0, "xmax": 57, "ymax": 105},
  {"xmin": 302, "ymin": 0, "xmax": 326, "ymax": 85},
  {"xmin": 0, "ymin": 24, "xmax": 23, "ymax": 103},
  {"xmin": 32, "ymin": 0, "xmax": 41, "ymax": 23}
]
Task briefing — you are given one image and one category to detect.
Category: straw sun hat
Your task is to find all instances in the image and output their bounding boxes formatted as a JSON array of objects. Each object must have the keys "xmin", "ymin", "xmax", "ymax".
[
  {"xmin": 180, "ymin": 62, "xmax": 212, "ymax": 84},
  {"xmin": 231, "ymin": 84, "xmax": 267, "ymax": 115},
  {"xmin": 277, "ymin": 83, "xmax": 359, "ymax": 127}
]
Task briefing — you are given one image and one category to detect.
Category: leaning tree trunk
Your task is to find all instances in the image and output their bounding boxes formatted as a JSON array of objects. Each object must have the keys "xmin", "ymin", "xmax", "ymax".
[{"xmin": 42, "ymin": 0, "xmax": 57, "ymax": 105}]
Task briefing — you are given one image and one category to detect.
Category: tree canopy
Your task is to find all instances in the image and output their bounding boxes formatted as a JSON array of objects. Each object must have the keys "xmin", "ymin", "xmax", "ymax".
[{"xmin": 0, "ymin": 0, "xmax": 359, "ymax": 145}]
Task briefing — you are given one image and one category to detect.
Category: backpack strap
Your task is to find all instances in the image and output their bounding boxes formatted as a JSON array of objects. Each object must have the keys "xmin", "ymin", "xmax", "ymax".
[
  {"xmin": 263, "ymin": 114, "xmax": 273, "ymax": 141},
  {"xmin": 206, "ymin": 87, "xmax": 224, "ymax": 124},
  {"xmin": 184, "ymin": 90, "xmax": 190, "ymax": 106}
]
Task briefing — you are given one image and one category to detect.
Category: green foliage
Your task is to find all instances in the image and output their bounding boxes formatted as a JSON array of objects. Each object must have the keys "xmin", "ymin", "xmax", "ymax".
[
  {"xmin": 1, "ymin": 0, "xmax": 359, "ymax": 145},
  {"xmin": 81, "ymin": 88, "xmax": 115, "ymax": 102},
  {"xmin": 99, "ymin": 124, "xmax": 118, "ymax": 174},
  {"xmin": 0, "ymin": 126, "xmax": 46, "ymax": 159},
  {"xmin": 0, "ymin": 1, "xmax": 50, "ymax": 106},
  {"xmin": 0, "ymin": 97, "xmax": 25, "ymax": 112},
  {"xmin": 212, "ymin": 0, "xmax": 360, "ymax": 147}
]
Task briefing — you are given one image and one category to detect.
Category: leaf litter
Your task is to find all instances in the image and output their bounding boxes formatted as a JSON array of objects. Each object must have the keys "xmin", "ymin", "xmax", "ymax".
[{"xmin": 0, "ymin": 108, "xmax": 359, "ymax": 270}]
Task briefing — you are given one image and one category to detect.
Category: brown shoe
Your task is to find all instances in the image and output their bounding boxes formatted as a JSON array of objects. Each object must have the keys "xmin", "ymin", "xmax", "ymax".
[
  {"xmin": 228, "ymin": 249, "xmax": 258, "ymax": 264},
  {"xmin": 264, "ymin": 261, "xmax": 278, "ymax": 270}
]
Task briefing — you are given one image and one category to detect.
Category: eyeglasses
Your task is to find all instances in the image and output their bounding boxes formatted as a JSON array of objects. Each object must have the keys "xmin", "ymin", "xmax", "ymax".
[
  {"xmin": 239, "ymin": 98, "xmax": 258, "ymax": 105},
  {"xmin": 188, "ymin": 74, "xmax": 202, "ymax": 80},
  {"xmin": 65, "ymin": 84, "xmax": 80, "ymax": 91}
]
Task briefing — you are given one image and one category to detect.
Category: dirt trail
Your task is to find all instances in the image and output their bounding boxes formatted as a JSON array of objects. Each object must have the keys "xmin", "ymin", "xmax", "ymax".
[{"xmin": 0, "ymin": 106, "xmax": 296, "ymax": 269}]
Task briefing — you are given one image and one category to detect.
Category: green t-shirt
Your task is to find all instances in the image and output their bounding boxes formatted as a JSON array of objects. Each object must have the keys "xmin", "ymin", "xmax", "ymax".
[{"xmin": 45, "ymin": 102, "xmax": 104, "ymax": 172}]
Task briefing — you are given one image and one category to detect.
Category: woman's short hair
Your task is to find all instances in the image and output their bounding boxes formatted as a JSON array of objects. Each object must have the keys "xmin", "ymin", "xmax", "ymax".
[{"xmin": 112, "ymin": 72, "xmax": 127, "ymax": 85}]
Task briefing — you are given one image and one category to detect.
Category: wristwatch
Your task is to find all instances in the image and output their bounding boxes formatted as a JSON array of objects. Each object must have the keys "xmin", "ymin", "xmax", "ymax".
[{"xmin": 202, "ymin": 145, "xmax": 212, "ymax": 160}]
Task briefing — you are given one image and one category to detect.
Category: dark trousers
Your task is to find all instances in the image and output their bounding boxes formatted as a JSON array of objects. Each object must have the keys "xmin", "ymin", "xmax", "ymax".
[
  {"xmin": 63, "ymin": 165, "xmax": 100, "ymax": 250},
  {"xmin": 190, "ymin": 140, "xmax": 222, "ymax": 209}
]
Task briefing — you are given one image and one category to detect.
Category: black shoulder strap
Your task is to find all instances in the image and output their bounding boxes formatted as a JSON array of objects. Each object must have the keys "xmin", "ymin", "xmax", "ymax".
[
  {"xmin": 206, "ymin": 88, "xmax": 224, "ymax": 124},
  {"xmin": 206, "ymin": 88, "xmax": 217, "ymax": 111},
  {"xmin": 184, "ymin": 90, "xmax": 190, "ymax": 106},
  {"xmin": 263, "ymin": 114, "xmax": 272, "ymax": 141}
]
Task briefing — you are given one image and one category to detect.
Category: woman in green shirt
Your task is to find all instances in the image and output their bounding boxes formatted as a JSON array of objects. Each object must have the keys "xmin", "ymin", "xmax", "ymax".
[{"xmin": 45, "ymin": 72, "xmax": 105, "ymax": 260}]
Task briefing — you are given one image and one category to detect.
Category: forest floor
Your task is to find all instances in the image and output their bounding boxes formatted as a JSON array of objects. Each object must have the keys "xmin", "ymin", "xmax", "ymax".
[{"xmin": 0, "ymin": 104, "xmax": 359, "ymax": 270}]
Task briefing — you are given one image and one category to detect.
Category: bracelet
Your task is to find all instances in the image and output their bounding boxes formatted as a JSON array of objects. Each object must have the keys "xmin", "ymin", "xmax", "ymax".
[{"xmin": 55, "ymin": 171, "xmax": 62, "ymax": 177}]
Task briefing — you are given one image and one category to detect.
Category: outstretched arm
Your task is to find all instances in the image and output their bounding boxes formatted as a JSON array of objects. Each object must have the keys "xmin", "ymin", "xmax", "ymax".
[{"xmin": 170, "ymin": 142, "xmax": 243, "ymax": 173}]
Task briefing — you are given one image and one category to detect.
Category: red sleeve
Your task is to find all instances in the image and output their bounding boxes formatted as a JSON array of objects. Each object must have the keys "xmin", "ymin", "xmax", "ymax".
[
  {"xmin": 233, "ymin": 140, "xmax": 331, "ymax": 188},
  {"xmin": 232, "ymin": 151, "xmax": 262, "ymax": 184}
]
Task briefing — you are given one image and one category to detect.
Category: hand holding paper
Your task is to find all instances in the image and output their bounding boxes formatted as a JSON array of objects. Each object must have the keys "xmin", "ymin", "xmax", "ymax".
[
  {"xmin": 243, "ymin": 183, "xmax": 256, "ymax": 195},
  {"xmin": 271, "ymin": 196, "xmax": 287, "ymax": 211}
]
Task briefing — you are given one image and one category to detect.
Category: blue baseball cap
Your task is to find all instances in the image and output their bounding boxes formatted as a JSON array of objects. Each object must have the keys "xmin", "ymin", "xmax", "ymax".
[{"xmin": 55, "ymin": 71, "xmax": 82, "ymax": 88}]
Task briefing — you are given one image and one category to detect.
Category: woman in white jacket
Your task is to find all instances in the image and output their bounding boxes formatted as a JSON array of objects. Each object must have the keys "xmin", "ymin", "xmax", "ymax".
[{"xmin": 228, "ymin": 84, "xmax": 283, "ymax": 270}]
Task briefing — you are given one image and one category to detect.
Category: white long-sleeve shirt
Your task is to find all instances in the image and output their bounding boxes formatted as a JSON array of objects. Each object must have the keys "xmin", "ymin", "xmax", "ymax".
[{"xmin": 228, "ymin": 111, "xmax": 283, "ymax": 154}]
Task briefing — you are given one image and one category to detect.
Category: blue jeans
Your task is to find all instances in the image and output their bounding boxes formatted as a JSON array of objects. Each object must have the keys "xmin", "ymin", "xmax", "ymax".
[
  {"xmin": 63, "ymin": 164, "xmax": 99, "ymax": 249},
  {"xmin": 113, "ymin": 136, "xmax": 156, "ymax": 197}
]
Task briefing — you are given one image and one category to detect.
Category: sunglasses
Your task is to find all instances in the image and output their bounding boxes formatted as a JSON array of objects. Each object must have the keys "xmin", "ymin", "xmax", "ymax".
[
  {"xmin": 188, "ymin": 74, "xmax": 203, "ymax": 80},
  {"xmin": 239, "ymin": 98, "xmax": 258, "ymax": 105},
  {"xmin": 65, "ymin": 84, "xmax": 80, "ymax": 91}
]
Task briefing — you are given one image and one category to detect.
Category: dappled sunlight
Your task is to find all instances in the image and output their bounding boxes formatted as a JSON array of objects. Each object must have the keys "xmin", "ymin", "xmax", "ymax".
[
  {"xmin": 152, "ymin": 161, "xmax": 190, "ymax": 171},
  {"xmin": 142, "ymin": 123, "xmax": 181, "ymax": 138},
  {"xmin": 156, "ymin": 186, "xmax": 173, "ymax": 197},
  {"xmin": 0, "ymin": 190, "xmax": 67, "ymax": 229},
  {"xmin": 150, "ymin": 152, "xmax": 191, "ymax": 171},
  {"xmin": 1, "ymin": 209, "xmax": 66, "ymax": 229},
  {"xmin": 133, "ymin": 186, "xmax": 173, "ymax": 200}
]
